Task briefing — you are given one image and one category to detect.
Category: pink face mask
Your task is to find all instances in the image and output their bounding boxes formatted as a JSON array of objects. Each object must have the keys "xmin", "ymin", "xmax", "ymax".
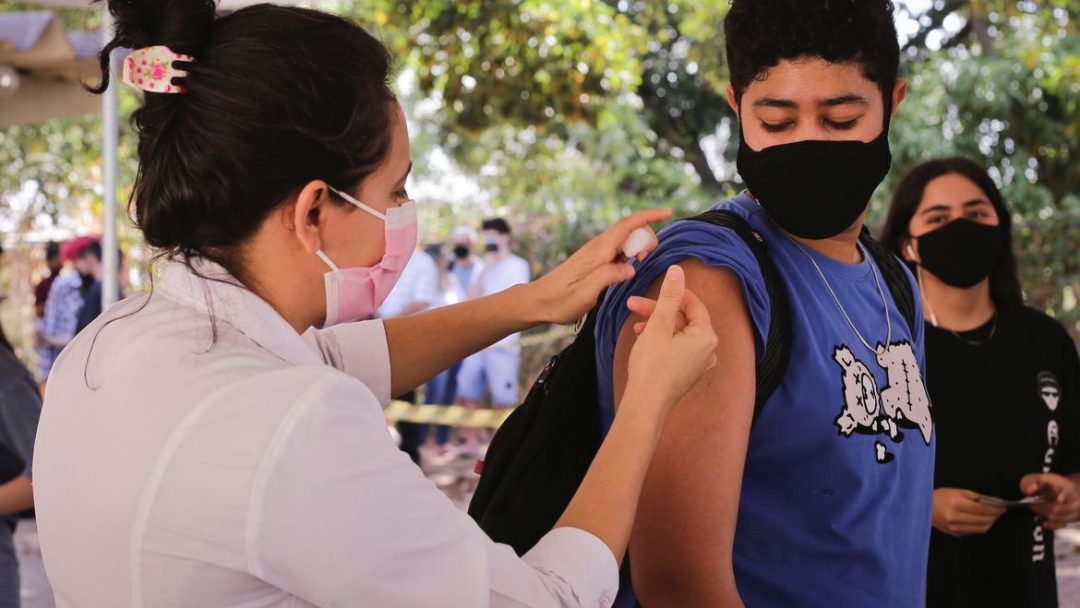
[{"xmin": 317, "ymin": 187, "xmax": 418, "ymax": 327}]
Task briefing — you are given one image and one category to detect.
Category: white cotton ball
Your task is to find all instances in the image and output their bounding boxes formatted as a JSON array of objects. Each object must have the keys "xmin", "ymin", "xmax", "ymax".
[{"xmin": 621, "ymin": 227, "xmax": 653, "ymax": 259}]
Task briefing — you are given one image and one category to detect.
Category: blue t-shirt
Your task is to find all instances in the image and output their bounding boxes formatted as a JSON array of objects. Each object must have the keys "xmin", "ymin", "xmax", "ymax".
[
  {"xmin": 451, "ymin": 262, "xmax": 476, "ymax": 294},
  {"xmin": 595, "ymin": 194, "xmax": 935, "ymax": 608}
]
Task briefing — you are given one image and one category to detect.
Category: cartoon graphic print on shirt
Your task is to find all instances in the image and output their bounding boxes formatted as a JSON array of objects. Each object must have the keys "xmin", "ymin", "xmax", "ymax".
[
  {"xmin": 833, "ymin": 340, "xmax": 933, "ymax": 463},
  {"xmin": 1039, "ymin": 372, "xmax": 1061, "ymax": 412}
]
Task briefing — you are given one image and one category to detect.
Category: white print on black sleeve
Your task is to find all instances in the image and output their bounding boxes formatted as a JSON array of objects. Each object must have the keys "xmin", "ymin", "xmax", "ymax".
[
  {"xmin": 1039, "ymin": 371, "xmax": 1061, "ymax": 412},
  {"xmin": 1034, "ymin": 371, "xmax": 1061, "ymax": 563},
  {"xmin": 833, "ymin": 341, "xmax": 933, "ymax": 464}
]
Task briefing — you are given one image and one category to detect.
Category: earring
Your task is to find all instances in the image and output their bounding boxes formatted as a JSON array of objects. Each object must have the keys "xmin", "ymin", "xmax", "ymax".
[{"xmin": 905, "ymin": 244, "xmax": 916, "ymax": 262}]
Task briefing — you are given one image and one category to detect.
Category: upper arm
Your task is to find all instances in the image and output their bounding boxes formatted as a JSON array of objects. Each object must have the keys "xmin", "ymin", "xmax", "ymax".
[
  {"xmin": 255, "ymin": 376, "xmax": 612, "ymax": 608},
  {"xmin": 42, "ymin": 282, "xmax": 61, "ymax": 334},
  {"xmin": 0, "ymin": 381, "xmax": 42, "ymax": 477},
  {"xmin": 254, "ymin": 376, "xmax": 490, "ymax": 607},
  {"xmin": 613, "ymin": 258, "xmax": 756, "ymax": 607},
  {"xmin": 1056, "ymin": 333, "xmax": 1080, "ymax": 474}
]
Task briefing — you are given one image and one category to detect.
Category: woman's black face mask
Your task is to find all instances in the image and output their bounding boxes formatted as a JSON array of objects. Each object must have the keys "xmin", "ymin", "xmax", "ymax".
[{"xmin": 912, "ymin": 218, "xmax": 1004, "ymax": 288}]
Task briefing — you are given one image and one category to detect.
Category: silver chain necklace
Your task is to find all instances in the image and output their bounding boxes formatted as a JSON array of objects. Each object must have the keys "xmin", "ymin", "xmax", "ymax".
[{"xmin": 786, "ymin": 236, "xmax": 893, "ymax": 355}]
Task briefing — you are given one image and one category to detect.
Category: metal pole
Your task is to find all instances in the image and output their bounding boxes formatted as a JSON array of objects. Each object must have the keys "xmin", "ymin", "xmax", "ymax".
[{"xmin": 102, "ymin": 6, "xmax": 120, "ymax": 308}]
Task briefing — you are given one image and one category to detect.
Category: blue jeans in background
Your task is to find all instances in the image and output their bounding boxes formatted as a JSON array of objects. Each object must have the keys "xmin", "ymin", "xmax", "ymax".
[{"xmin": 423, "ymin": 362, "xmax": 460, "ymax": 446}]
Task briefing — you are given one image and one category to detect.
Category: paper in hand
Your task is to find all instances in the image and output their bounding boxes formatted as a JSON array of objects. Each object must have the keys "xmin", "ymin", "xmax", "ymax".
[{"xmin": 974, "ymin": 495, "xmax": 1046, "ymax": 508}]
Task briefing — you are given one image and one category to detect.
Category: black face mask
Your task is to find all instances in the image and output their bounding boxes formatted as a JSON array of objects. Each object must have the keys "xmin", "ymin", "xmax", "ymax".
[
  {"xmin": 453, "ymin": 245, "xmax": 470, "ymax": 259},
  {"xmin": 736, "ymin": 123, "xmax": 893, "ymax": 240},
  {"xmin": 485, "ymin": 243, "xmax": 500, "ymax": 253},
  {"xmin": 913, "ymin": 219, "xmax": 1004, "ymax": 288},
  {"xmin": 79, "ymin": 272, "xmax": 95, "ymax": 290}
]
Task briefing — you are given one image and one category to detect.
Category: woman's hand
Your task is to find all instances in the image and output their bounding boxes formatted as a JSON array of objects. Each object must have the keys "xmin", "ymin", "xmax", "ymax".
[
  {"xmin": 528, "ymin": 209, "xmax": 670, "ymax": 325},
  {"xmin": 931, "ymin": 488, "xmax": 1006, "ymax": 537},
  {"xmin": 1022, "ymin": 473, "xmax": 1080, "ymax": 529},
  {"xmin": 623, "ymin": 265, "xmax": 718, "ymax": 415}
]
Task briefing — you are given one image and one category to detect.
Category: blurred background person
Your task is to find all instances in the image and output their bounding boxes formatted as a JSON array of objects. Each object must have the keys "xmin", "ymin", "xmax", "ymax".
[
  {"xmin": 378, "ymin": 245, "xmax": 440, "ymax": 464},
  {"xmin": 33, "ymin": 242, "xmax": 62, "ymax": 383},
  {"xmin": 33, "ymin": 242, "xmax": 62, "ymax": 322},
  {"xmin": 37, "ymin": 236, "xmax": 98, "ymax": 385},
  {"xmin": 74, "ymin": 241, "xmax": 124, "ymax": 334},
  {"xmin": 421, "ymin": 241, "xmax": 468, "ymax": 459},
  {"xmin": 0, "ymin": 313, "xmax": 42, "ymax": 608},
  {"xmin": 881, "ymin": 156, "xmax": 1080, "ymax": 608},
  {"xmin": 456, "ymin": 218, "xmax": 531, "ymax": 456},
  {"xmin": 449, "ymin": 225, "xmax": 483, "ymax": 297}
]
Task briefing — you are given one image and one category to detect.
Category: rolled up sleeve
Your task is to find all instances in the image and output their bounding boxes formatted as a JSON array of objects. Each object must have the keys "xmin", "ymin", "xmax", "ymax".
[
  {"xmin": 302, "ymin": 320, "xmax": 391, "ymax": 406},
  {"xmin": 489, "ymin": 527, "xmax": 619, "ymax": 608}
]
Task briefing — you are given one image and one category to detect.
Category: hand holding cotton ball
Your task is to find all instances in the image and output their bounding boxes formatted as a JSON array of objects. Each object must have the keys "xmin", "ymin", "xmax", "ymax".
[{"xmin": 621, "ymin": 227, "xmax": 654, "ymax": 259}]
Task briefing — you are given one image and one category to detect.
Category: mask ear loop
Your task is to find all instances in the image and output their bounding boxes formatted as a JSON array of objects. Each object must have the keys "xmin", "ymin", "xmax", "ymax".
[
  {"xmin": 318, "ymin": 186, "xmax": 390, "ymax": 274},
  {"xmin": 327, "ymin": 186, "xmax": 387, "ymax": 221},
  {"xmin": 908, "ymin": 238, "xmax": 940, "ymax": 327},
  {"xmin": 316, "ymin": 250, "xmax": 342, "ymax": 273},
  {"xmin": 917, "ymin": 267, "xmax": 941, "ymax": 328}
]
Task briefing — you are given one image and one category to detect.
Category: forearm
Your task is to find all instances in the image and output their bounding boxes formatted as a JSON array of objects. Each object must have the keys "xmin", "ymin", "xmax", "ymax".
[
  {"xmin": 554, "ymin": 395, "xmax": 662, "ymax": 567},
  {"xmin": 383, "ymin": 284, "xmax": 544, "ymax": 397},
  {"xmin": 0, "ymin": 476, "xmax": 33, "ymax": 516}
]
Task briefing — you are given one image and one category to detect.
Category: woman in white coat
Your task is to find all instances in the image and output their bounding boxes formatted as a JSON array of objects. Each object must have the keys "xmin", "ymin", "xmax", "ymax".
[{"xmin": 31, "ymin": 2, "xmax": 717, "ymax": 607}]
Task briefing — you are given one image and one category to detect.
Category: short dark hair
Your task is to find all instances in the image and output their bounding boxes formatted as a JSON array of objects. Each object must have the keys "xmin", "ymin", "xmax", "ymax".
[
  {"xmin": 79, "ymin": 241, "xmax": 103, "ymax": 262},
  {"xmin": 879, "ymin": 157, "xmax": 1024, "ymax": 312},
  {"xmin": 45, "ymin": 241, "xmax": 61, "ymax": 260},
  {"xmin": 93, "ymin": 0, "xmax": 398, "ymax": 282},
  {"xmin": 482, "ymin": 218, "xmax": 512, "ymax": 236},
  {"xmin": 724, "ymin": 0, "xmax": 900, "ymax": 108}
]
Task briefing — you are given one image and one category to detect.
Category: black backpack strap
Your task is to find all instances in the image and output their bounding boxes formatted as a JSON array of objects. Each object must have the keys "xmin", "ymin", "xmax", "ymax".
[
  {"xmin": 859, "ymin": 229, "xmax": 918, "ymax": 336},
  {"xmin": 688, "ymin": 210, "xmax": 792, "ymax": 422}
]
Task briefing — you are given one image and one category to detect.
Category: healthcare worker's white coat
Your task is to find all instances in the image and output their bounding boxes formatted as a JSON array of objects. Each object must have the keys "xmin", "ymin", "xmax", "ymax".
[{"xmin": 33, "ymin": 259, "xmax": 617, "ymax": 608}]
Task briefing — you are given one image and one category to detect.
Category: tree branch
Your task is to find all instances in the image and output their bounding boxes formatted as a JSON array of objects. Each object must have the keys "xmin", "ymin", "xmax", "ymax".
[
  {"xmin": 901, "ymin": 0, "xmax": 969, "ymax": 54},
  {"xmin": 968, "ymin": 4, "xmax": 995, "ymax": 56}
]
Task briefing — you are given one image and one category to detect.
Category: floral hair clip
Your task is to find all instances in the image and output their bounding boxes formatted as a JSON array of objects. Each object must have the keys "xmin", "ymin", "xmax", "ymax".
[{"xmin": 122, "ymin": 46, "xmax": 193, "ymax": 94}]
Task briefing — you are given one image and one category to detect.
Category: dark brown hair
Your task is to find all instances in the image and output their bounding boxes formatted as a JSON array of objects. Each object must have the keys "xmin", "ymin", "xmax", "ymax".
[
  {"xmin": 92, "ymin": 0, "xmax": 398, "ymax": 280},
  {"xmin": 879, "ymin": 157, "xmax": 1025, "ymax": 312}
]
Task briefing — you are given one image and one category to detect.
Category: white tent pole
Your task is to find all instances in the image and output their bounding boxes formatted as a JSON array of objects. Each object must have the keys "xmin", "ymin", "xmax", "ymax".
[{"xmin": 101, "ymin": 6, "xmax": 119, "ymax": 308}]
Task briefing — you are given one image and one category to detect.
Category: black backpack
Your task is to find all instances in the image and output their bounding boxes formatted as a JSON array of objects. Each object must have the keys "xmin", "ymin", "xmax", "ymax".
[{"xmin": 467, "ymin": 209, "xmax": 917, "ymax": 558}]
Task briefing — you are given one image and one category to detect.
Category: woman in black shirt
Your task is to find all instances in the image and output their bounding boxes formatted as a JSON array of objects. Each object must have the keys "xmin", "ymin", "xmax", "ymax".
[{"xmin": 881, "ymin": 156, "xmax": 1080, "ymax": 608}]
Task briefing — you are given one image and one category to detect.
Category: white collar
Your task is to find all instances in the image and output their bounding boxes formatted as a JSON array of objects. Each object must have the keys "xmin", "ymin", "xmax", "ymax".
[{"xmin": 157, "ymin": 258, "xmax": 323, "ymax": 368}]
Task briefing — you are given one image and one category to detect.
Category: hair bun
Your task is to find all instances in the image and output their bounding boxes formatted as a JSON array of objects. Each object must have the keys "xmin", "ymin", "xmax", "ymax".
[
  {"xmin": 92, "ymin": 0, "xmax": 215, "ymax": 92},
  {"xmin": 104, "ymin": 0, "xmax": 215, "ymax": 51}
]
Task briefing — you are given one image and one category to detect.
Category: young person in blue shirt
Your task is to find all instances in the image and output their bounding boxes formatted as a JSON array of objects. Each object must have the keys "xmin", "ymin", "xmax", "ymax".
[{"xmin": 595, "ymin": 1, "xmax": 934, "ymax": 606}]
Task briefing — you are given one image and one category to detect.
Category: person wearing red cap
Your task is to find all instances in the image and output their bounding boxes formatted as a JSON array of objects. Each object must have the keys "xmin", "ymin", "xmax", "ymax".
[{"xmin": 37, "ymin": 236, "xmax": 99, "ymax": 382}]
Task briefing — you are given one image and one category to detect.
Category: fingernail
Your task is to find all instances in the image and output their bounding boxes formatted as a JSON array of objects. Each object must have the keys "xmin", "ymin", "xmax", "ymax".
[{"xmin": 667, "ymin": 265, "xmax": 684, "ymax": 282}]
